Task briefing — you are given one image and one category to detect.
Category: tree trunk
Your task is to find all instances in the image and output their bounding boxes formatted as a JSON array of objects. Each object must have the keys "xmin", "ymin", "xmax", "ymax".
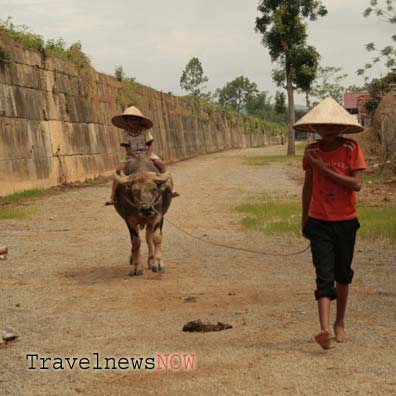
[
  {"xmin": 285, "ymin": 61, "xmax": 296, "ymax": 156},
  {"xmin": 305, "ymin": 92, "xmax": 310, "ymax": 109}
]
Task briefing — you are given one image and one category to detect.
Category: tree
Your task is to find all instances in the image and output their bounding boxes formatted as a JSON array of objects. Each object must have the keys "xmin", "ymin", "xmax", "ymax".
[
  {"xmin": 358, "ymin": 0, "xmax": 396, "ymax": 80},
  {"xmin": 274, "ymin": 91, "xmax": 286, "ymax": 113},
  {"xmin": 180, "ymin": 57, "xmax": 208, "ymax": 97},
  {"xmin": 246, "ymin": 91, "xmax": 272, "ymax": 116},
  {"xmin": 304, "ymin": 66, "xmax": 348, "ymax": 106},
  {"xmin": 245, "ymin": 91, "xmax": 289, "ymax": 123},
  {"xmin": 216, "ymin": 76, "xmax": 258, "ymax": 113},
  {"xmin": 114, "ymin": 65, "xmax": 125, "ymax": 81},
  {"xmin": 255, "ymin": 1, "xmax": 327, "ymax": 155},
  {"xmin": 273, "ymin": 44, "xmax": 321, "ymax": 108},
  {"xmin": 364, "ymin": 71, "xmax": 395, "ymax": 114}
]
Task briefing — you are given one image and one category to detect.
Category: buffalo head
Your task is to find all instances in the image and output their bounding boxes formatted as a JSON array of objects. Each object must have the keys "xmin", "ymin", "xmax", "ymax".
[{"xmin": 114, "ymin": 172, "xmax": 171, "ymax": 218}]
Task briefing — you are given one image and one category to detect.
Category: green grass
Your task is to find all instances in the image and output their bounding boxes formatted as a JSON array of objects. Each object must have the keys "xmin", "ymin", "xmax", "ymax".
[
  {"xmin": 295, "ymin": 141, "xmax": 308, "ymax": 154},
  {"xmin": 362, "ymin": 173, "xmax": 394, "ymax": 184},
  {"xmin": 0, "ymin": 188, "xmax": 52, "ymax": 204},
  {"xmin": 0, "ymin": 188, "xmax": 51, "ymax": 220},
  {"xmin": 236, "ymin": 201, "xmax": 301, "ymax": 237},
  {"xmin": 235, "ymin": 201, "xmax": 396, "ymax": 243},
  {"xmin": 358, "ymin": 207, "xmax": 396, "ymax": 242},
  {"xmin": 243, "ymin": 155, "xmax": 302, "ymax": 166},
  {"xmin": 0, "ymin": 206, "xmax": 35, "ymax": 220}
]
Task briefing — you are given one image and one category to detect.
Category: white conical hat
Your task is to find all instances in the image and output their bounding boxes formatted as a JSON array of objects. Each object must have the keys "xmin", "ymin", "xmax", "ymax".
[
  {"xmin": 293, "ymin": 96, "xmax": 364, "ymax": 134},
  {"xmin": 111, "ymin": 106, "xmax": 153, "ymax": 129}
]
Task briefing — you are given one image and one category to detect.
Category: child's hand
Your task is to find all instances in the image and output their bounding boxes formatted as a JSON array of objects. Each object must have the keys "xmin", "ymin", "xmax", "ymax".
[
  {"xmin": 126, "ymin": 148, "xmax": 139, "ymax": 158},
  {"xmin": 306, "ymin": 152, "xmax": 327, "ymax": 172}
]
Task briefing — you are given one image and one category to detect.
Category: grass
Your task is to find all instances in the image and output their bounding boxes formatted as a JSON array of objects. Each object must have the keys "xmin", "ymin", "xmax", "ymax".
[
  {"xmin": 243, "ymin": 154, "xmax": 302, "ymax": 166},
  {"xmin": 0, "ymin": 17, "xmax": 92, "ymax": 68},
  {"xmin": 362, "ymin": 173, "xmax": 395, "ymax": 184},
  {"xmin": 0, "ymin": 188, "xmax": 52, "ymax": 205},
  {"xmin": 358, "ymin": 207, "xmax": 396, "ymax": 242},
  {"xmin": 0, "ymin": 188, "xmax": 51, "ymax": 220},
  {"xmin": 236, "ymin": 201, "xmax": 301, "ymax": 237},
  {"xmin": 295, "ymin": 141, "xmax": 308, "ymax": 154},
  {"xmin": 0, "ymin": 206, "xmax": 35, "ymax": 220},
  {"xmin": 235, "ymin": 201, "xmax": 396, "ymax": 243}
]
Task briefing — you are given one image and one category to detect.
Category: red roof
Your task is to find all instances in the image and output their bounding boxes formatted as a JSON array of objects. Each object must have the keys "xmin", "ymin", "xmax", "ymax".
[{"xmin": 343, "ymin": 92, "xmax": 368, "ymax": 109}]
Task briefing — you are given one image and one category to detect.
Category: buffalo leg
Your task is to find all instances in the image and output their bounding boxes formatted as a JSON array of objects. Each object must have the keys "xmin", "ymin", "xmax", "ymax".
[
  {"xmin": 153, "ymin": 220, "xmax": 165, "ymax": 273},
  {"xmin": 145, "ymin": 224, "xmax": 155, "ymax": 270},
  {"xmin": 127, "ymin": 222, "xmax": 143, "ymax": 276}
]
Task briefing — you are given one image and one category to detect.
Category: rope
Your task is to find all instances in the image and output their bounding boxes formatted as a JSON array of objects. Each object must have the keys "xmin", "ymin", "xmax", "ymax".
[
  {"xmin": 165, "ymin": 217, "xmax": 311, "ymax": 257},
  {"xmin": 119, "ymin": 189, "xmax": 310, "ymax": 258}
]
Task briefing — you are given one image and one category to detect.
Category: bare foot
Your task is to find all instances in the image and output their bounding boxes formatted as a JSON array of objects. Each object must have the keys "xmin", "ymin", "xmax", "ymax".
[
  {"xmin": 334, "ymin": 323, "xmax": 351, "ymax": 343},
  {"xmin": 314, "ymin": 330, "xmax": 331, "ymax": 350}
]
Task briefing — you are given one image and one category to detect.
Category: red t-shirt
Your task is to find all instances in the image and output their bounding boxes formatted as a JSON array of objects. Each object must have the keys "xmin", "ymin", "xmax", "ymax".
[{"xmin": 303, "ymin": 138, "xmax": 366, "ymax": 221}]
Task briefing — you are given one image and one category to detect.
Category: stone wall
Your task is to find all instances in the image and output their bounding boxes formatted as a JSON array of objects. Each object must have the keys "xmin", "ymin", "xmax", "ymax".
[{"xmin": 0, "ymin": 43, "xmax": 282, "ymax": 196}]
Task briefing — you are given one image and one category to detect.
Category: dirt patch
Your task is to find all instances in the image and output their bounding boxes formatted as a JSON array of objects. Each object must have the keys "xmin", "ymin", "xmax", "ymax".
[{"xmin": 0, "ymin": 145, "xmax": 395, "ymax": 395}]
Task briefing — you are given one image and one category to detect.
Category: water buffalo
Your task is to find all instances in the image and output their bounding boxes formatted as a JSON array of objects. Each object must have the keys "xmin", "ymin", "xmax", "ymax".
[{"xmin": 113, "ymin": 156, "xmax": 174, "ymax": 276}]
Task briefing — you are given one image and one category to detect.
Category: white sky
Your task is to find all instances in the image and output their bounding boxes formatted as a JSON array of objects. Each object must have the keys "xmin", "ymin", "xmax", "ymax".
[{"xmin": 3, "ymin": 0, "xmax": 394, "ymax": 105}]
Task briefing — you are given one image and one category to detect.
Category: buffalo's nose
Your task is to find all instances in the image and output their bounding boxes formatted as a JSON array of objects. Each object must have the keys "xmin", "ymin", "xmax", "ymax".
[{"xmin": 139, "ymin": 206, "xmax": 154, "ymax": 217}]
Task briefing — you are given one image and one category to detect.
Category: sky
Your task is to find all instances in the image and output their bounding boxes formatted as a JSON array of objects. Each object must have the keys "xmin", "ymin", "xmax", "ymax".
[{"xmin": 3, "ymin": 0, "xmax": 394, "ymax": 105}]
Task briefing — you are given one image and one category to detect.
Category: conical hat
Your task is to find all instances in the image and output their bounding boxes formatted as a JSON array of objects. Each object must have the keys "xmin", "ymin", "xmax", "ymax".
[
  {"xmin": 293, "ymin": 97, "xmax": 364, "ymax": 134},
  {"xmin": 111, "ymin": 106, "xmax": 153, "ymax": 129}
]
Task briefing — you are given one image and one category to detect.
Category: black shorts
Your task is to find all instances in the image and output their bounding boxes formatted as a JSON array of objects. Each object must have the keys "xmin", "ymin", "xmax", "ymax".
[{"xmin": 303, "ymin": 217, "xmax": 360, "ymax": 300}]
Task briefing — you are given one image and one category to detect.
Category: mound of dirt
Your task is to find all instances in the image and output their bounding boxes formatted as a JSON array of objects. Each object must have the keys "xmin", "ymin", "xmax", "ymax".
[{"xmin": 182, "ymin": 319, "xmax": 232, "ymax": 333}]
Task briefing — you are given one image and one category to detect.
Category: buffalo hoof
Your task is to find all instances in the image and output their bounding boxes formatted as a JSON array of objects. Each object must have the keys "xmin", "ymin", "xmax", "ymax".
[
  {"xmin": 159, "ymin": 267, "xmax": 166, "ymax": 274},
  {"xmin": 128, "ymin": 269, "xmax": 144, "ymax": 276},
  {"xmin": 151, "ymin": 266, "xmax": 158, "ymax": 273}
]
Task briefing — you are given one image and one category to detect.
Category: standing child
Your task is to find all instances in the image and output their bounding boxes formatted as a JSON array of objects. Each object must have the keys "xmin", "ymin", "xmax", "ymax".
[
  {"xmin": 294, "ymin": 97, "xmax": 366, "ymax": 350},
  {"xmin": 106, "ymin": 106, "xmax": 166, "ymax": 205}
]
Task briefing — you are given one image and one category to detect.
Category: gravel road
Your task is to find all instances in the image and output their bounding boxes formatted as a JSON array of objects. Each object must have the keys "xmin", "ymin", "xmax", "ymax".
[{"xmin": 1, "ymin": 145, "xmax": 395, "ymax": 395}]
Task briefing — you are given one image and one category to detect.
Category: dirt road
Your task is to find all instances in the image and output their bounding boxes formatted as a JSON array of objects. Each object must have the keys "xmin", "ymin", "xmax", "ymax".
[{"xmin": 1, "ymin": 146, "xmax": 395, "ymax": 395}]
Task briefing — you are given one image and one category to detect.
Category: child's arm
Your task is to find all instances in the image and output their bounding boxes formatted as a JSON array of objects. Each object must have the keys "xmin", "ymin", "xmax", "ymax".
[
  {"xmin": 146, "ymin": 142, "xmax": 153, "ymax": 158},
  {"xmin": 306, "ymin": 152, "xmax": 363, "ymax": 191},
  {"xmin": 145, "ymin": 131, "xmax": 154, "ymax": 158},
  {"xmin": 302, "ymin": 168, "xmax": 313, "ymax": 227}
]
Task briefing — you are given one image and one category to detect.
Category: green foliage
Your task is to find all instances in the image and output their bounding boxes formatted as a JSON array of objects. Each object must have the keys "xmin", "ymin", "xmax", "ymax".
[
  {"xmin": 364, "ymin": 97, "xmax": 381, "ymax": 114},
  {"xmin": 0, "ymin": 46, "xmax": 12, "ymax": 64},
  {"xmin": 303, "ymin": 66, "xmax": 348, "ymax": 106},
  {"xmin": 255, "ymin": 1, "xmax": 327, "ymax": 154},
  {"xmin": 45, "ymin": 37, "xmax": 67, "ymax": 57},
  {"xmin": 360, "ymin": 0, "xmax": 396, "ymax": 80},
  {"xmin": 180, "ymin": 57, "xmax": 209, "ymax": 97},
  {"xmin": 0, "ymin": 17, "xmax": 91, "ymax": 68},
  {"xmin": 0, "ymin": 17, "xmax": 44, "ymax": 53},
  {"xmin": 116, "ymin": 77, "xmax": 141, "ymax": 108},
  {"xmin": 346, "ymin": 84, "xmax": 367, "ymax": 92},
  {"xmin": 216, "ymin": 76, "xmax": 258, "ymax": 113},
  {"xmin": 363, "ymin": 71, "xmax": 395, "ymax": 113},
  {"xmin": 45, "ymin": 39, "xmax": 91, "ymax": 68},
  {"xmin": 274, "ymin": 91, "xmax": 286, "ymax": 113},
  {"xmin": 246, "ymin": 91, "xmax": 286, "ymax": 122},
  {"xmin": 115, "ymin": 64, "xmax": 125, "ymax": 81}
]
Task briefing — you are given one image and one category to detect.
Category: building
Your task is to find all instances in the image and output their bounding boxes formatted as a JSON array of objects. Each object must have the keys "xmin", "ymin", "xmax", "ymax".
[{"xmin": 343, "ymin": 92, "xmax": 370, "ymax": 126}]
